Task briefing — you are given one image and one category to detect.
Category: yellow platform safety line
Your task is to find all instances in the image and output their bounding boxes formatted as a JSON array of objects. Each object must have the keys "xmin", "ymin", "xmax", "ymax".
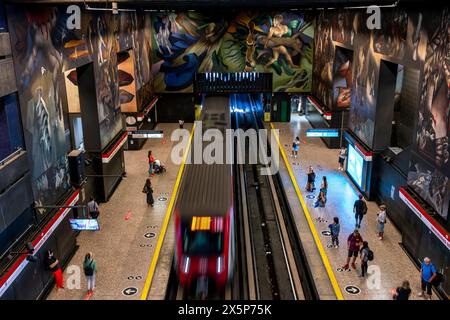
[
  {"xmin": 270, "ymin": 123, "xmax": 344, "ymax": 300},
  {"xmin": 140, "ymin": 123, "xmax": 196, "ymax": 300}
]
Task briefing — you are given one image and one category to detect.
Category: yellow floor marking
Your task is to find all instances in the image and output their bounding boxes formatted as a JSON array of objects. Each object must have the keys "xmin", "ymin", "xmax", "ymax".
[
  {"xmin": 270, "ymin": 123, "xmax": 344, "ymax": 300},
  {"xmin": 140, "ymin": 124, "xmax": 196, "ymax": 300}
]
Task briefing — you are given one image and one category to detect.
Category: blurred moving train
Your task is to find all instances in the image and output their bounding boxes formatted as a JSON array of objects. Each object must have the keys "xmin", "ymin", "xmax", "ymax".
[{"xmin": 174, "ymin": 95, "xmax": 235, "ymax": 294}]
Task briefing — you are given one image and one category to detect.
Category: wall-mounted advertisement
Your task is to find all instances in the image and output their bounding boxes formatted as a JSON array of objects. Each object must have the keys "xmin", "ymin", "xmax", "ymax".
[{"xmin": 347, "ymin": 144, "xmax": 364, "ymax": 189}]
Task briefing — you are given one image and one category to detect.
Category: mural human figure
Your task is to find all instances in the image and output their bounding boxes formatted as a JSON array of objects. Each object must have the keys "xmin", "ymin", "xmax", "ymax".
[{"xmin": 264, "ymin": 14, "xmax": 300, "ymax": 69}]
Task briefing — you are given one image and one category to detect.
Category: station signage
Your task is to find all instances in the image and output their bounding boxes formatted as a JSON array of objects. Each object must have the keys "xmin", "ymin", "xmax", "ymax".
[
  {"xmin": 130, "ymin": 130, "xmax": 164, "ymax": 139},
  {"xmin": 306, "ymin": 129, "xmax": 340, "ymax": 138}
]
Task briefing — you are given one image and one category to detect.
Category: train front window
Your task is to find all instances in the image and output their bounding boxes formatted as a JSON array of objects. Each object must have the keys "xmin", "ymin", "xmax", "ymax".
[{"xmin": 182, "ymin": 217, "xmax": 224, "ymax": 255}]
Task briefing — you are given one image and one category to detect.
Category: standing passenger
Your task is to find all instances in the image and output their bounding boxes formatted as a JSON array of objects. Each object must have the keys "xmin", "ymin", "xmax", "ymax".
[
  {"xmin": 343, "ymin": 229, "xmax": 363, "ymax": 270},
  {"xmin": 306, "ymin": 166, "xmax": 316, "ymax": 192},
  {"xmin": 142, "ymin": 178, "xmax": 154, "ymax": 207},
  {"xmin": 376, "ymin": 205, "xmax": 387, "ymax": 240},
  {"xmin": 292, "ymin": 137, "xmax": 300, "ymax": 158},
  {"xmin": 46, "ymin": 250, "xmax": 64, "ymax": 289},
  {"xmin": 338, "ymin": 146, "xmax": 347, "ymax": 171},
  {"xmin": 83, "ymin": 252, "xmax": 97, "ymax": 294},
  {"xmin": 359, "ymin": 241, "xmax": 370, "ymax": 277},
  {"xmin": 148, "ymin": 150, "xmax": 155, "ymax": 177},
  {"xmin": 329, "ymin": 217, "xmax": 340, "ymax": 248},
  {"xmin": 87, "ymin": 196, "xmax": 99, "ymax": 219},
  {"xmin": 418, "ymin": 257, "xmax": 437, "ymax": 300},
  {"xmin": 393, "ymin": 281, "xmax": 411, "ymax": 300}
]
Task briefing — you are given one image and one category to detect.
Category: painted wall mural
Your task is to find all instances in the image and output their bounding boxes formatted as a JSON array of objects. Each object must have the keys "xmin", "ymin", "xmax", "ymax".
[
  {"xmin": 408, "ymin": 8, "xmax": 450, "ymax": 219},
  {"xmin": 117, "ymin": 50, "xmax": 137, "ymax": 113},
  {"xmin": 151, "ymin": 11, "xmax": 314, "ymax": 93},
  {"xmin": 332, "ymin": 46, "xmax": 353, "ymax": 108},
  {"xmin": 6, "ymin": 6, "xmax": 153, "ymax": 205}
]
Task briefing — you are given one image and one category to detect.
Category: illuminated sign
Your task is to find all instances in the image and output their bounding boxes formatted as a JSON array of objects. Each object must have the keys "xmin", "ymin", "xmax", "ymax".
[
  {"xmin": 191, "ymin": 216, "xmax": 211, "ymax": 231},
  {"xmin": 347, "ymin": 144, "xmax": 364, "ymax": 188},
  {"xmin": 131, "ymin": 130, "xmax": 164, "ymax": 139},
  {"xmin": 306, "ymin": 129, "xmax": 339, "ymax": 138},
  {"xmin": 69, "ymin": 219, "xmax": 100, "ymax": 231}
]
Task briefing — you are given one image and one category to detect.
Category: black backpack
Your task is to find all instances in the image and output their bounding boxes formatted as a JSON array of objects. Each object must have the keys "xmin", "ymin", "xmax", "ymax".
[
  {"xmin": 431, "ymin": 272, "xmax": 443, "ymax": 287},
  {"xmin": 367, "ymin": 249, "xmax": 374, "ymax": 261},
  {"xmin": 84, "ymin": 261, "xmax": 94, "ymax": 276}
]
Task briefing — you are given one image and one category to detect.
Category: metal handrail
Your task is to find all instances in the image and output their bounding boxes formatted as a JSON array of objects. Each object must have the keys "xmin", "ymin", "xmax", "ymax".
[{"xmin": 0, "ymin": 148, "xmax": 23, "ymax": 166}]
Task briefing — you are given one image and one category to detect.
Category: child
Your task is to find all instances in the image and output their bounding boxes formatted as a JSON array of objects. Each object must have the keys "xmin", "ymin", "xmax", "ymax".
[{"xmin": 329, "ymin": 217, "xmax": 340, "ymax": 248}]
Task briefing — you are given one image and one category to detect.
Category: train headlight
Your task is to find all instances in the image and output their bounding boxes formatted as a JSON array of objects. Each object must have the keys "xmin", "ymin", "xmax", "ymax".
[
  {"xmin": 216, "ymin": 256, "xmax": 224, "ymax": 274},
  {"xmin": 182, "ymin": 256, "xmax": 190, "ymax": 274}
]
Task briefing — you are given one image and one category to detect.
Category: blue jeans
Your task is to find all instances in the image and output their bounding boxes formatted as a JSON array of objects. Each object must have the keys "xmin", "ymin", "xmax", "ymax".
[{"xmin": 148, "ymin": 163, "xmax": 154, "ymax": 175}]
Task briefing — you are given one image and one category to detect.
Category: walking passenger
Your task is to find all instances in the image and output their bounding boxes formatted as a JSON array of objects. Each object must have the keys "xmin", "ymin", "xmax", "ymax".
[
  {"xmin": 46, "ymin": 250, "xmax": 64, "ymax": 289},
  {"xmin": 376, "ymin": 205, "xmax": 387, "ymax": 240},
  {"xmin": 83, "ymin": 252, "xmax": 97, "ymax": 294},
  {"xmin": 148, "ymin": 150, "xmax": 155, "ymax": 176},
  {"xmin": 353, "ymin": 194, "xmax": 367, "ymax": 229},
  {"xmin": 320, "ymin": 176, "xmax": 328, "ymax": 194},
  {"xmin": 306, "ymin": 166, "xmax": 316, "ymax": 192},
  {"xmin": 142, "ymin": 178, "xmax": 154, "ymax": 207},
  {"xmin": 418, "ymin": 257, "xmax": 437, "ymax": 300},
  {"xmin": 359, "ymin": 241, "xmax": 371, "ymax": 277},
  {"xmin": 329, "ymin": 217, "xmax": 340, "ymax": 248},
  {"xmin": 292, "ymin": 137, "xmax": 300, "ymax": 158},
  {"xmin": 338, "ymin": 146, "xmax": 347, "ymax": 171},
  {"xmin": 87, "ymin": 196, "xmax": 99, "ymax": 219},
  {"xmin": 343, "ymin": 229, "xmax": 363, "ymax": 270},
  {"xmin": 393, "ymin": 281, "xmax": 411, "ymax": 300}
]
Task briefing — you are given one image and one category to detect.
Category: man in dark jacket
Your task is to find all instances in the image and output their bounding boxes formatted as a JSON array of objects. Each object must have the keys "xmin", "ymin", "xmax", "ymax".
[{"xmin": 353, "ymin": 194, "xmax": 367, "ymax": 228}]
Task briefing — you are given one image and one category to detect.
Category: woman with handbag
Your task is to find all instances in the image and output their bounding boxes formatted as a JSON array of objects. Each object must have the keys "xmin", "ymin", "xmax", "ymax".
[
  {"xmin": 142, "ymin": 178, "xmax": 154, "ymax": 207},
  {"xmin": 46, "ymin": 250, "xmax": 64, "ymax": 289}
]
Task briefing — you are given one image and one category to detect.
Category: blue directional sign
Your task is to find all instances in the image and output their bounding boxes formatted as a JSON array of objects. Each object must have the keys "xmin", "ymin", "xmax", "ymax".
[{"xmin": 306, "ymin": 129, "xmax": 339, "ymax": 138}]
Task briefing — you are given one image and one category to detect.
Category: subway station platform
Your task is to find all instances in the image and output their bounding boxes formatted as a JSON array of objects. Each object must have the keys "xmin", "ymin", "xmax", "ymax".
[
  {"xmin": 47, "ymin": 123, "xmax": 192, "ymax": 300},
  {"xmin": 270, "ymin": 114, "xmax": 437, "ymax": 300}
]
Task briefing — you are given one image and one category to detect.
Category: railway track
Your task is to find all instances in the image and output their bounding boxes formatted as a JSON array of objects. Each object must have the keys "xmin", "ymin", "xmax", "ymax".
[{"xmin": 165, "ymin": 93, "xmax": 318, "ymax": 300}]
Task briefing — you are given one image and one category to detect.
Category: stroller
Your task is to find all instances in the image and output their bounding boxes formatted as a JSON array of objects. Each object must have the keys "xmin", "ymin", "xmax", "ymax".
[{"xmin": 153, "ymin": 159, "xmax": 167, "ymax": 174}]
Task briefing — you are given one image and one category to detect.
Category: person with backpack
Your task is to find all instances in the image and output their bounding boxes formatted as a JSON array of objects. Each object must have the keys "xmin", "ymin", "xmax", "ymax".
[
  {"xmin": 418, "ymin": 257, "xmax": 437, "ymax": 300},
  {"xmin": 142, "ymin": 178, "xmax": 154, "ymax": 207},
  {"xmin": 329, "ymin": 217, "xmax": 340, "ymax": 248},
  {"xmin": 83, "ymin": 252, "xmax": 97, "ymax": 294},
  {"xmin": 87, "ymin": 196, "xmax": 99, "ymax": 219},
  {"xmin": 306, "ymin": 166, "xmax": 316, "ymax": 192},
  {"xmin": 359, "ymin": 241, "xmax": 373, "ymax": 277},
  {"xmin": 376, "ymin": 205, "xmax": 387, "ymax": 240},
  {"xmin": 292, "ymin": 137, "xmax": 300, "ymax": 158},
  {"xmin": 343, "ymin": 229, "xmax": 363, "ymax": 270},
  {"xmin": 353, "ymin": 194, "xmax": 367, "ymax": 228}
]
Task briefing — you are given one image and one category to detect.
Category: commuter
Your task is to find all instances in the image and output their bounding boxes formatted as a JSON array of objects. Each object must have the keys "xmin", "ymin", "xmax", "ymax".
[
  {"xmin": 142, "ymin": 178, "xmax": 154, "ymax": 207},
  {"xmin": 45, "ymin": 250, "xmax": 64, "ymax": 289},
  {"xmin": 314, "ymin": 189, "xmax": 327, "ymax": 222},
  {"xmin": 353, "ymin": 194, "xmax": 367, "ymax": 228},
  {"xmin": 306, "ymin": 166, "xmax": 316, "ymax": 192},
  {"xmin": 179, "ymin": 119, "xmax": 184, "ymax": 129},
  {"xmin": 338, "ymin": 146, "xmax": 347, "ymax": 171},
  {"xmin": 320, "ymin": 176, "xmax": 328, "ymax": 194},
  {"xmin": 83, "ymin": 252, "xmax": 97, "ymax": 294},
  {"xmin": 343, "ymin": 229, "xmax": 363, "ymax": 270},
  {"xmin": 87, "ymin": 196, "xmax": 99, "ymax": 219},
  {"xmin": 376, "ymin": 205, "xmax": 387, "ymax": 240},
  {"xmin": 148, "ymin": 150, "xmax": 155, "ymax": 176},
  {"xmin": 393, "ymin": 281, "xmax": 411, "ymax": 300},
  {"xmin": 359, "ymin": 241, "xmax": 371, "ymax": 277},
  {"xmin": 418, "ymin": 257, "xmax": 437, "ymax": 300},
  {"xmin": 329, "ymin": 217, "xmax": 340, "ymax": 248},
  {"xmin": 292, "ymin": 137, "xmax": 300, "ymax": 158}
]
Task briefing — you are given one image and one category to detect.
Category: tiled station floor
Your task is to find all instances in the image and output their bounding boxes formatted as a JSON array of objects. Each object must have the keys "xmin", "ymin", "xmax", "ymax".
[
  {"xmin": 272, "ymin": 114, "xmax": 437, "ymax": 300},
  {"xmin": 47, "ymin": 123, "xmax": 192, "ymax": 300}
]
